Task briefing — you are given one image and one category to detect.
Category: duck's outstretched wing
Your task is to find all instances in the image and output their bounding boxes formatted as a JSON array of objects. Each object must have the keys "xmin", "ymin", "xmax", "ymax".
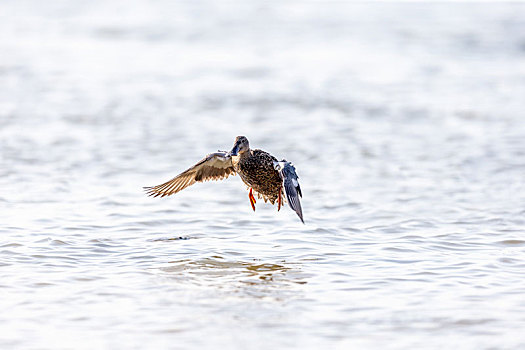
[
  {"xmin": 144, "ymin": 152, "xmax": 235, "ymax": 198},
  {"xmin": 274, "ymin": 160, "xmax": 304, "ymax": 223}
]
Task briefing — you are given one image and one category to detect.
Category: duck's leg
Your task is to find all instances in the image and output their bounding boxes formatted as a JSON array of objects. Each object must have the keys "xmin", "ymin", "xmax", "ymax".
[
  {"xmin": 277, "ymin": 188, "xmax": 282, "ymax": 211},
  {"xmin": 248, "ymin": 188, "xmax": 256, "ymax": 212}
]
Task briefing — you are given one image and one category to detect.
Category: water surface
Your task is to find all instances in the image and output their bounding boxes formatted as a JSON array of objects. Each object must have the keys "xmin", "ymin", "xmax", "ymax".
[{"xmin": 1, "ymin": 1, "xmax": 525, "ymax": 349}]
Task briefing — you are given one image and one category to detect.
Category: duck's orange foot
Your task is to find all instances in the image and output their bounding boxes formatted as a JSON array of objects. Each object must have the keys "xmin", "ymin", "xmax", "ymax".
[
  {"xmin": 277, "ymin": 189, "xmax": 282, "ymax": 211},
  {"xmin": 249, "ymin": 188, "xmax": 256, "ymax": 212}
]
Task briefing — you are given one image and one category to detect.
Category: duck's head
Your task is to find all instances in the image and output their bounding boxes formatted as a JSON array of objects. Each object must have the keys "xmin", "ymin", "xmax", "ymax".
[{"xmin": 229, "ymin": 136, "xmax": 250, "ymax": 156}]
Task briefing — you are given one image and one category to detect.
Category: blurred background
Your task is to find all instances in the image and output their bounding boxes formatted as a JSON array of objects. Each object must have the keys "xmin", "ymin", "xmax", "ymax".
[{"xmin": 1, "ymin": 1, "xmax": 524, "ymax": 349}]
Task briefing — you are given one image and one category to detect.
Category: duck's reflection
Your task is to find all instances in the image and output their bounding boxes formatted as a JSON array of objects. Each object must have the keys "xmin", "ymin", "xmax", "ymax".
[{"xmin": 160, "ymin": 257, "xmax": 307, "ymax": 295}]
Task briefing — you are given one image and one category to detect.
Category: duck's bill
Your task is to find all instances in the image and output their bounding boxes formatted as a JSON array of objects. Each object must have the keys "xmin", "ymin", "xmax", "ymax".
[{"xmin": 228, "ymin": 142, "xmax": 240, "ymax": 156}]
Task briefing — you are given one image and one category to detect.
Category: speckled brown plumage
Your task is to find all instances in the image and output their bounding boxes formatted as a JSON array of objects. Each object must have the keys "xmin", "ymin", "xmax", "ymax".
[{"xmin": 232, "ymin": 149, "xmax": 283, "ymax": 204}]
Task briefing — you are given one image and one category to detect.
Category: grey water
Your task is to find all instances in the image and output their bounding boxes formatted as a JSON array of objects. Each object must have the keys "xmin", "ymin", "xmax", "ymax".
[{"xmin": 1, "ymin": 1, "xmax": 525, "ymax": 349}]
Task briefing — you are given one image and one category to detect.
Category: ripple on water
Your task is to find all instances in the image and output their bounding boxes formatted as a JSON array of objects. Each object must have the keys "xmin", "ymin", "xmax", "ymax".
[
  {"xmin": 151, "ymin": 236, "xmax": 193, "ymax": 242},
  {"xmin": 495, "ymin": 239, "xmax": 525, "ymax": 246}
]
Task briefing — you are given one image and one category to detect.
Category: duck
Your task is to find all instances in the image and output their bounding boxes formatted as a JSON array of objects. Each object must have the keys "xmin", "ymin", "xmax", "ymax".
[{"xmin": 144, "ymin": 136, "xmax": 304, "ymax": 223}]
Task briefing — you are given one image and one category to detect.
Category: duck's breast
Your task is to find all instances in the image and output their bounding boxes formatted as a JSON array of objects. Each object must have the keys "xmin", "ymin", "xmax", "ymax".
[{"xmin": 238, "ymin": 150, "xmax": 281, "ymax": 195}]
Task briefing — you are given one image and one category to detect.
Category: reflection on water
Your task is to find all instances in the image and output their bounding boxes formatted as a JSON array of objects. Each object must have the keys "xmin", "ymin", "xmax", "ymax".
[
  {"xmin": 163, "ymin": 258, "xmax": 290, "ymax": 276},
  {"xmin": 161, "ymin": 258, "xmax": 305, "ymax": 294},
  {"xmin": 1, "ymin": 1, "xmax": 525, "ymax": 349}
]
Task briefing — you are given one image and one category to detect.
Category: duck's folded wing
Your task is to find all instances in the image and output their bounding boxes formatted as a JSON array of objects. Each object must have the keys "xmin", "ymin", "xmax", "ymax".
[
  {"xmin": 281, "ymin": 163, "xmax": 304, "ymax": 223},
  {"xmin": 144, "ymin": 152, "xmax": 235, "ymax": 197}
]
